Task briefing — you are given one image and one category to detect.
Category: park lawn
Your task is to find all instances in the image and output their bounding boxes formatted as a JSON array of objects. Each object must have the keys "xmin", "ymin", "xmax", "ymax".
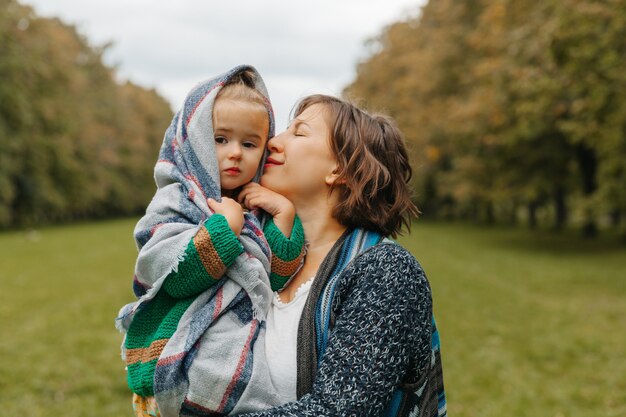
[
  {"xmin": 397, "ymin": 223, "xmax": 626, "ymax": 417},
  {"xmin": 0, "ymin": 218, "xmax": 624, "ymax": 417}
]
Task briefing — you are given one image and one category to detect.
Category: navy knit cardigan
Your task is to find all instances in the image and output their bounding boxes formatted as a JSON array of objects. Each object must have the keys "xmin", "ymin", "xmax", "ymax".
[{"xmin": 237, "ymin": 239, "xmax": 444, "ymax": 417}]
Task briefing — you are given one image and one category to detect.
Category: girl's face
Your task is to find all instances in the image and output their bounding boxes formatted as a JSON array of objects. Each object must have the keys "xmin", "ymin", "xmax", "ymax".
[
  {"xmin": 260, "ymin": 103, "xmax": 338, "ymax": 203},
  {"xmin": 213, "ymin": 98, "xmax": 269, "ymax": 194}
]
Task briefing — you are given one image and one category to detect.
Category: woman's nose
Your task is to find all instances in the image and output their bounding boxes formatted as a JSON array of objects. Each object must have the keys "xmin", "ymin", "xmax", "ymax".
[{"xmin": 267, "ymin": 131, "xmax": 285, "ymax": 153}]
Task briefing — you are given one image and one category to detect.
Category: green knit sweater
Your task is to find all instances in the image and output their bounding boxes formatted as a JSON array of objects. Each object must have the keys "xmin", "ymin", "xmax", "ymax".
[{"xmin": 125, "ymin": 214, "xmax": 305, "ymax": 396}]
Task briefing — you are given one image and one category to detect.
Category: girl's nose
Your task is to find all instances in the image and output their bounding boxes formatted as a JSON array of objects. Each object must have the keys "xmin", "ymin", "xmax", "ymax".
[{"xmin": 229, "ymin": 143, "xmax": 242, "ymax": 159}]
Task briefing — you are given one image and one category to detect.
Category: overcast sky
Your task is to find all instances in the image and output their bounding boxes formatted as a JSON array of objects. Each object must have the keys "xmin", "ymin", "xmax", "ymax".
[{"xmin": 23, "ymin": 0, "xmax": 425, "ymax": 127}]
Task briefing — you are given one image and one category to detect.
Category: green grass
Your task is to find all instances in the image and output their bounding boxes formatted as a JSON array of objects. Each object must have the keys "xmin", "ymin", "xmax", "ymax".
[
  {"xmin": 0, "ymin": 218, "xmax": 624, "ymax": 416},
  {"xmin": 397, "ymin": 222, "xmax": 626, "ymax": 417},
  {"xmin": 0, "ymin": 219, "xmax": 137, "ymax": 416}
]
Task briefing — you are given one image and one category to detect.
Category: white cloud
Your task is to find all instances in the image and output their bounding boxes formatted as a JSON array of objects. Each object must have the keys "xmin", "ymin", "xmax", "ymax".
[{"xmin": 23, "ymin": 0, "xmax": 424, "ymax": 127}]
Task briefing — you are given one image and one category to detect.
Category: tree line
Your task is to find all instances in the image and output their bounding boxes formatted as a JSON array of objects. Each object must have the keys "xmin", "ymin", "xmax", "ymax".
[
  {"xmin": 0, "ymin": 0, "xmax": 173, "ymax": 229},
  {"xmin": 345, "ymin": 0, "xmax": 626, "ymax": 237}
]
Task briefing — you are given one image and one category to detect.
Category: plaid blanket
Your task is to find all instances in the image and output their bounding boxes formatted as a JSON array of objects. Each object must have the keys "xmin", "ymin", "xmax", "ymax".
[{"xmin": 116, "ymin": 65, "xmax": 283, "ymax": 416}]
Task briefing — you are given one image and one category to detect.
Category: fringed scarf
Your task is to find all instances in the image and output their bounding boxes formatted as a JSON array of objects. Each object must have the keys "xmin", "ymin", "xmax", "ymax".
[{"xmin": 116, "ymin": 65, "xmax": 283, "ymax": 416}]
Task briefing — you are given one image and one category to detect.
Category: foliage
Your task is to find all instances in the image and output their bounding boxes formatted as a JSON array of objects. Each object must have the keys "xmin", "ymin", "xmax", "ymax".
[
  {"xmin": 0, "ymin": 0, "xmax": 173, "ymax": 228},
  {"xmin": 346, "ymin": 0, "xmax": 626, "ymax": 236}
]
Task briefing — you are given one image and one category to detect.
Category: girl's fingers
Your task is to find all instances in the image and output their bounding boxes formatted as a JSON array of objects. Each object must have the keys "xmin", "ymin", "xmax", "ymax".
[
  {"xmin": 242, "ymin": 194, "xmax": 255, "ymax": 209},
  {"xmin": 237, "ymin": 188, "xmax": 251, "ymax": 204}
]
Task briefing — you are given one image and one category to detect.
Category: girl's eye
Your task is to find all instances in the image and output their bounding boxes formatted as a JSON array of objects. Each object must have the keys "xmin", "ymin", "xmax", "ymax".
[
  {"xmin": 215, "ymin": 136, "xmax": 227, "ymax": 144},
  {"xmin": 243, "ymin": 142, "xmax": 257, "ymax": 149}
]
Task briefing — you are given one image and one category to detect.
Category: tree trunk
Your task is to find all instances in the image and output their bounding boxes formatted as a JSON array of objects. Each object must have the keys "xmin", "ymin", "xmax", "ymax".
[
  {"xmin": 610, "ymin": 210, "xmax": 626, "ymax": 243},
  {"xmin": 507, "ymin": 200, "xmax": 518, "ymax": 226},
  {"xmin": 485, "ymin": 201, "xmax": 495, "ymax": 225},
  {"xmin": 553, "ymin": 185, "xmax": 567, "ymax": 231},
  {"xmin": 528, "ymin": 201, "xmax": 538, "ymax": 229},
  {"xmin": 468, "ymin": 199, "xmax": 479, "ymax": 223},
  {"xmin": 576, "ymin": 144, "xmax": 598, "ymax": 238},
  {"xmin": 610, "ymin": 209, "xmax": 620, "ymax": 228}
]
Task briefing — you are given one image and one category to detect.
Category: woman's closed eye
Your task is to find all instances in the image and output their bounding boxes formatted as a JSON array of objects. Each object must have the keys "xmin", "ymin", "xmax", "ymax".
[
  {"xmin": 286, "ymin": 122, "xmax": 304, "ymax": 136},
  {"xmin": 293, "ymin": 121, "xmax": 311, "ymax": 137}
]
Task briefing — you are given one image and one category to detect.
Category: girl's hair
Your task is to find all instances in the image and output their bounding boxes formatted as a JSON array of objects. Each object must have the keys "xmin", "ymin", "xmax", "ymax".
[
  {"xmin": 216, "ymin": 69, "xmax": 267, "ymax": 110},
  {"xmin": 293, "ymin": 94, "xmax": 419, "ymax": 238}
]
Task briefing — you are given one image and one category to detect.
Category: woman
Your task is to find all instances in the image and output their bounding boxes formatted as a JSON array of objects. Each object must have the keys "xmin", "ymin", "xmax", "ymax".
[{"xmin": 237, "ymin": 95, "xmax": 447, "ymax": 417}]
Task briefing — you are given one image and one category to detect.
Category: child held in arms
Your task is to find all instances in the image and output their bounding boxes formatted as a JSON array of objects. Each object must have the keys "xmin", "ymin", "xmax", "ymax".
[{"xmin": 116, "ymin": 65, "xmax": 304, "ymax": 417}]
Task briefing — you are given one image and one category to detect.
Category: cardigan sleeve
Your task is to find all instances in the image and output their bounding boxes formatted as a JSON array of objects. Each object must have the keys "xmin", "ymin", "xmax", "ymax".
[
  {"xmin": 235, "ymin": 244, "xmax": 433, "ymax": 417},
  {"xmin": 161, "ymin": 214, "xmax": 244, "ymax": 298},
  {"xmin": 263, "ymin": 215, "xmax": 305, "ymax": 292}
]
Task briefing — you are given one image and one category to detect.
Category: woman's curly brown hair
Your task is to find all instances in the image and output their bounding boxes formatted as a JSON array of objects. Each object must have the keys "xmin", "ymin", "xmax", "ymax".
[{"xmin": 293, "ymin": 95, "xmax": 419, "ymax": 238}]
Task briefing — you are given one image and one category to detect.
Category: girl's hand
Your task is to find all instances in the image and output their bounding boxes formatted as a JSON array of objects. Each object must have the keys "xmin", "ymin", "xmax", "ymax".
[
  {"xmin": 239, "ymin": 183, "xmax": 296, "ymax": 237},
  {"xmin": 207, "ymin": 197, "xmax": 244, "ymax": 236}
]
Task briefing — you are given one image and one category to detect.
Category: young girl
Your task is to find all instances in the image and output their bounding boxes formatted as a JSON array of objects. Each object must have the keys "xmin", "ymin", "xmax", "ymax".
[{"xmin": 116, "ymin": 65, "xmax": 304, "ymax": 417}]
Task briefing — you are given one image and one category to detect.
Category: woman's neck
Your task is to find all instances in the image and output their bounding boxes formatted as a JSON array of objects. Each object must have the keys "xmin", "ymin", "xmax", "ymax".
[
  {"xmin": 277, "ymin": 197, "xmax": 347, "ymax": 302},
  {"xmin": 296, "ymin": 202, "xmax": 347, "ymax": 254}
]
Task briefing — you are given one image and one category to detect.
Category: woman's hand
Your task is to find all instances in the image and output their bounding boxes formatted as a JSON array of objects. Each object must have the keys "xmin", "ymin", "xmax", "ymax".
[
  {"xmin": 239, "ymin": 183, "xmax": 296, "ymax": 237},
  {"xmin": 207, "ymin": 197, "xmax": 244, "ymax": 236}
]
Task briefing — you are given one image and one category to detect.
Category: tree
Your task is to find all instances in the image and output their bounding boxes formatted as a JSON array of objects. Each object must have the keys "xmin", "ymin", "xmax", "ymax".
[
  {"xmin": 0, "ymin": 0, "xmax": 173, "ymax": 228},
  {"xmin": 345, "ymin": 0, "xmax": 626, "ymax": 237}
]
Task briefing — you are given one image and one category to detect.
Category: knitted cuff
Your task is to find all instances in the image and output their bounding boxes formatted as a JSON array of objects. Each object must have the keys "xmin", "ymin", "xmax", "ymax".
[
  {"xmin": 264, "ymin": 215, "xmax": 305, "ymax": 261},
  {"xmin": 265, "ymin": 215, "xmax": 306, "ymax": 291},
  {"xmin": 162, "ymin": 214, "xmax": 243, "ymax": 298},
  {"xmin": 204, "ymin": 214, "xmax": 245, "ymax": 268}
]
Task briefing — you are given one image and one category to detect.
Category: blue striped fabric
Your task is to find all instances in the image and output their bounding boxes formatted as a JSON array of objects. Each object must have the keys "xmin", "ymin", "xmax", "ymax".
[
  {"xmin": 315, "ymin": 229, "xmax": 386, "ymax": 363},
  {"xmin": 312, "ymin": 228, "xmax": 447, "ymax": 417}
]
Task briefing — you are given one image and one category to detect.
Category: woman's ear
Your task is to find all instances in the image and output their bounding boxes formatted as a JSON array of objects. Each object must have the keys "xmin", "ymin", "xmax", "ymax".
[{"xmin": 325, "ymin": 166, "xmax": 346, "ymax": 186}]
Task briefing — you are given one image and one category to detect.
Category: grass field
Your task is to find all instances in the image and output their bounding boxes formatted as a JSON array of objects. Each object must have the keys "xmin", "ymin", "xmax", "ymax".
[{"xmin": 0, "ymin": 218, "xmax": 624, "ymax": 417}]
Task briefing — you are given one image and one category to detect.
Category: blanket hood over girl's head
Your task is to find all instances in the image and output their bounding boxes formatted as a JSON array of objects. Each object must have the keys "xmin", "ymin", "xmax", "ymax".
[
  {"xmin": 156, "ymin": 64, "xmax": 275, "ymax": 206},
  {"xmin": 119, "ymin": 65, "xmax": 275, "ymax": 316}
]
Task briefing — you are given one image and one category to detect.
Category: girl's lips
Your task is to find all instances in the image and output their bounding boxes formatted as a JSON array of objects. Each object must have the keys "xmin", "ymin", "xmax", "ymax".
[{"xmin": 224, "ymin": 167, "xmax": 240, "ymax": 175}]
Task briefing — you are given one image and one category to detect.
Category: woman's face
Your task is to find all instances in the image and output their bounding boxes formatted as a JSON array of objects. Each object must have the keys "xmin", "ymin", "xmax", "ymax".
[{"xmin": 260, "ymin": 103, "xmax": 338, "ymax": 203}]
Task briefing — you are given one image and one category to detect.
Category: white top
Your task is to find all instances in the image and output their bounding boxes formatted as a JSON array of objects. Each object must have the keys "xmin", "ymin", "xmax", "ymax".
[{"xmin": 265, "ymin": 277, "xmax": 315, "ymax": 403}]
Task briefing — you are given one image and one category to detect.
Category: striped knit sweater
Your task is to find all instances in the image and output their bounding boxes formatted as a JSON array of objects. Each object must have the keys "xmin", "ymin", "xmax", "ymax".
[{"xmin": 125, "ymin": 214, "xmax": 305, "ymax": 397}]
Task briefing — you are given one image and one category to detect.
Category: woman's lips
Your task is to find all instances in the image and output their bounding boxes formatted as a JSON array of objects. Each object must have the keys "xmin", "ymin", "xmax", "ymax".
[{"xmin": 264, "ymin": 157, "xmax": 283, "ymax": 168}]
